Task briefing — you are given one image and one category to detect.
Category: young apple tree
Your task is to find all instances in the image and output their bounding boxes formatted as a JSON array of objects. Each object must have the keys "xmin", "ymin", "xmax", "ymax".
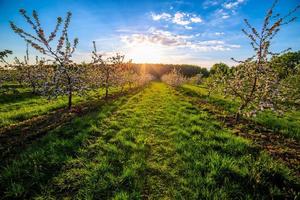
[
  {"xmin": 222, "ymin": 0, "xmax": 300, "ymax": 121},
  {"xmin": 91, "ymin": 41, "xmax": 130, "ymax": 98},
  {"xmin": 206, "ymin": 63, "xmax": 230, "ymax": 96},
  {"xmin": 10, "ymin": 9, "xmax": 84, "ymax": 109},
  {"xmin": 13, "ymin": 43, "xmax": 49, "ymax": 94},
  {"xmin": 161, "ymin": 68, "xmax": 187, "ymax": 87}
]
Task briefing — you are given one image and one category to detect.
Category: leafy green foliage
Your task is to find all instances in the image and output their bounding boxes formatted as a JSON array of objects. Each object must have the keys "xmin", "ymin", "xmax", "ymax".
[
  {"xmin": 271, "ymin": 51, "xmax": 300, "ymax": 79},
  {"xmin": 210, "ymin": 62, "xmax": 230, "ymax": 75}
]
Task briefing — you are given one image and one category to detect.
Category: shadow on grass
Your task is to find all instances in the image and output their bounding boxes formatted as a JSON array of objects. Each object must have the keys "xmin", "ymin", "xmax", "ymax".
[
  {"xmin": 0, "ymin": 91, "xmax": 136, "ymax": 199},
  {"xmin": 0, "ymin": 88, "xmax": 145, "ymax": 199},
  {"xmin": 0, "ymin": 89, "xmax": 37, "ymax": 105},
  {"xmin": 178, "ymin": 86, "xmax": 238, "ymax": 113},
  {"xmin": 0, "ymin": 87, "xmax": 142, "ymax": 162},
  {"xmin": 213, "ymin": 167, "xmax": 299, "ymax": 199}
]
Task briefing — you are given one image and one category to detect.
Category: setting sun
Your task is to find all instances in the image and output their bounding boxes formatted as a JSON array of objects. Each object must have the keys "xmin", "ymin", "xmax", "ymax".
[{"xmin": 126, "ymin": 43, "xmax": 165, "ymax": 63}]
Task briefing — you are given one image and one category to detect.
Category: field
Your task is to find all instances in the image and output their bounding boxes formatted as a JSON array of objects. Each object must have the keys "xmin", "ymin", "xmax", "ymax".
[
  {"xmin": 0, "ymin": 82, "xmax": 299, "ymax": 199},
  {"xmin": 1, "ymin": 0, "xmax": 300, "ymax": 199}
]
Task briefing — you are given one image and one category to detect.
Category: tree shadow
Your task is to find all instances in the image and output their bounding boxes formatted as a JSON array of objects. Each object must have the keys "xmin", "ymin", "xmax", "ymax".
[
  {"xmin": 0, "ymin": 90, "xmax": 37, "ymax": 104},
  {"xmin": 213, "ymin": 167, "xmax": 300, "ymax": 199},
  {"xmin": 0, "ymin": 93, "xmax": 132, "ymax": 199}
]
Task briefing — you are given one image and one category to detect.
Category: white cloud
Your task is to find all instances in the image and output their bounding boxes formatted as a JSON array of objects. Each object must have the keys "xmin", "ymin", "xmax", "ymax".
[
  {"xmin": 198, "ymin": 40, "xmax": 225, "ymax": 45},
  {"xmin": 228, "ymin": 44, "xmax": 241, "ymax": 48},
  {"xmin": 223, "ymin": 0, "xmax": 245, "ymax": 9},
  {"xmin": 215, "ymin": 9, "xmax": 230, "ymax": 20},
  {"xmin": 151, "ymin": 12, "xmax": 203, "ymax": 28},
  {"xmin": 203, "ymin": 0, "xmax": 245, "ymax": 22},
  {"xmin": 215, "ymin": 32, "xmax": 225, "ymax": 36},
  {"xmin": 121, "ymin": 29, "xmax": 187, "ymax": 47},
  {"xmin": 222, "ymin": 15, "xmax": 230, "ymax": 19},
  {"xmin": 190, "ymin": 16, "xmax": 203, "ymax": 23},
  {"xmin": 151, "ymin": 12, "xmax": 171, "ymax": 21},
  {"xmin": 184, "ymin": 26, "xmax": 193, "ymax": 30},
  {"xmin": 202, "ymin": 0, "xmax": 221, "ymax": 8},
  {"xmin": 172, "ymin": 12, "xmax": 191, "ymax": 25},
  {"xmin": 121, "ymin": 28, "xmax": 240, "ymax": 52}
]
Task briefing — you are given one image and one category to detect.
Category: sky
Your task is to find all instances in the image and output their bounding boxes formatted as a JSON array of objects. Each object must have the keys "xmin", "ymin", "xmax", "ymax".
[{"xmin": 0, "ymin": 0, "xmax": 299, "ymax": 68}]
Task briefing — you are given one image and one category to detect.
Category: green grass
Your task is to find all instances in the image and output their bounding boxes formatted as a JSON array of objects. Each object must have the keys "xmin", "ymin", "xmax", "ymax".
[
  {"xmin": 0, "ymin": 84, "xmax": 125, "ymax": 128},
  {"xmin": 254, "ymin": 111, "xmax": 300, "ymax": 140},
  {"xmin": 1, "ymin": 82, "xmax": 297, "ymax": 199},
  {"xmin": 0, "ymin": 93, "xmax": 133, "ymax": 198},
  {"xmin": 180, "ymin": 84, "xmax": 300, "ymax": 141},
  {"xmin": 180, "ymin": 84, "xmax": 239, "ymax": 113}
]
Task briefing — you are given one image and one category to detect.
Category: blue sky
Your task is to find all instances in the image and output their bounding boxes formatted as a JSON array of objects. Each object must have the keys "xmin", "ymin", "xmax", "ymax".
[{"xmin": 0, "ymin": 0, "xmax": 299, "ymax": 68}]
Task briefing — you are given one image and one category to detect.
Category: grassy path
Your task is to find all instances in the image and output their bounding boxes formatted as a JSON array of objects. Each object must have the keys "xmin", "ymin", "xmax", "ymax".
[{"xmin": 1, "ymin": 82, "xmax": 299, "ymax": 199}]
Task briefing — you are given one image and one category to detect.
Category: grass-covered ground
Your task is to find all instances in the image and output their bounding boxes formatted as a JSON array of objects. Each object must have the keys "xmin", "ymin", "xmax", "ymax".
[
  {"xmin": 0, "ymin": 84, "xmax": 124, "ymax": 128},
  {"xmin": 1, "ymin": 82, "xmax": 299, "ymax": 199},
  {"xmin": 179, "ymin": 84, "xmax": 300, "ymax": 141}
]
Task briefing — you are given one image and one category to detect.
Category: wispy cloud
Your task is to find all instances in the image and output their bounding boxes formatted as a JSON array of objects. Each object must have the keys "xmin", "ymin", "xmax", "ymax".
[
  {"xmin": 190, "ymin": 16, "xmax": 203, "ymax": 23},
  {"xmin": 215, "ymin": 8, "xmax": 231, "ymax": 20},
  {"xmin": 151, "ymin": 12, "xmax": 172, "ymax": 21},
  {"xmin": 121, "ymin": 28, "xmax": 240, "ymax": 52},
  {"xmin": 223, "ymin": 0, "xmax": 245, "ymax": 9},
  {"xmin": 203, "ymin": 0, "xmax": 245, "ymax": 9},
  {"xmin": 202, "ymin": 0, "xmax": 246, "ymax": 21},
  {"xmin": 215, "ymin": 32, "xmax": 225, "ymax": 36},
  {"xmin": 202, "ymin": 0, "xmax": 222, "ymax": 9}
]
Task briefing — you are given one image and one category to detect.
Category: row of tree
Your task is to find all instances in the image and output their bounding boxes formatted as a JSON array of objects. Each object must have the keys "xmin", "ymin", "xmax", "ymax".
[
  {"xmin": 131, "ymin": 63, "xmax": 209, "ymax": 79},
  {"xmin": 0, "ymin": 10, "xmax": 153, "ymax": 109}
]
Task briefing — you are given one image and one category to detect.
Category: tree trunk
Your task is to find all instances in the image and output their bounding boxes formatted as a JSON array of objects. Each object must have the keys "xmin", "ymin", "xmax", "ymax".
[
  {"xmin": 105, "ymin": 86, "xmax": 108, "ymax": 100},
  {"xmin": 68, "ymin": 90, "xmax": 72, "ymax": 110},
  {"xmin": 32, "ymin": 87, "xmax": 36, "ymax": 94},
  {"xmin": 68, "ymin": 78, "xmax": 72, "ymax": 110},
  {"xmin": 235, "ymin": 111, "xmax": 241, "ymax": 123},
  {"xmin": 31, "ymin": 82, "xmax": 36, "ymax": 94},
  {"xmin": 105, "ymin": 72, "xmax": 109, "ymax": 100},
  {"xmin": 235, "ymin": 103, "xmax": 247, "ymax": 123}
]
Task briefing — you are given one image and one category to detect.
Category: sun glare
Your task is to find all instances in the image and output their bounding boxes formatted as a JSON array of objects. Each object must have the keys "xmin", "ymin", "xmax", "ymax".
[{"xmin": 127, "ymin": 43, "xmax": 165, "ymax": 63}]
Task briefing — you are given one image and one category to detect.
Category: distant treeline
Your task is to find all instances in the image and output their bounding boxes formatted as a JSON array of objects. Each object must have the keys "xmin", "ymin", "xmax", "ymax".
[
  {"xmin": 1, "ymin": 63, "xmax": 209, "ymax": 79},
  {"xmin": 132, "ymin": 63, "xmax": 209, "ymax": 79}
]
